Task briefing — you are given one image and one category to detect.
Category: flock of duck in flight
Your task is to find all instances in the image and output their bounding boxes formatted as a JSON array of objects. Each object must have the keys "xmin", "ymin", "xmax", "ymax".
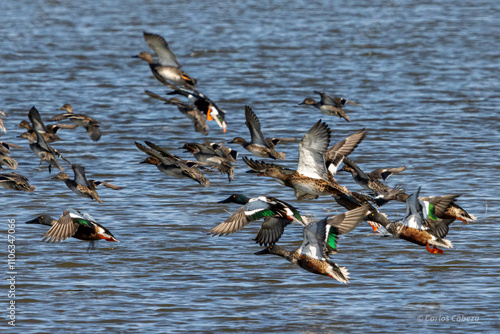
[{"xmin": 1, "ymin": 31, "xmax": 477, "ymax": 283}]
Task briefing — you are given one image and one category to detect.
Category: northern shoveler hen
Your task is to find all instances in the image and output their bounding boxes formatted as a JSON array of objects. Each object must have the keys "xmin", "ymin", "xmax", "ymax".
[
  {"xmin": 340, "ymin": 157, "xmax": 407, "ymax": 206},
  {"xmin": 380, "ymin": 187, "xmax": 461, "ymax": 253},
  {"xmin": 167, "ymin": 87, "xmax": 227, "ymax": 133},
  {"xmin": 26, "ymin": 209, "xmax": 118, "ymax": 250},
  {"xmin": 136, "ymin": 141, "xmax": 210, "ymax": 187},
  {"xmin": 134, "ymin": 31, "xmax": 197, "ymax": 88},
  {"xmin": 181, "ymin": 141, "xmax": 236, "ymax": 181},
  {"xmin": 52, "ymin": 164, "xmax": 120, "ymax": 203},
  {"xmin": 49, "ymin": 104, "xmax": 101, "ymax": 142},
  {"xmin": 145, "ymin": 90, "xmax": 209, "ymax": 135},
  {"xmin": 208, "ymin": 194, "xmax": 306, "ymax": 246},
  {"xmin": 229, "ymin": 106, "xmax": 286, "ymax": 160},
  {"xmin": 299, "ymin": 91, "xmax": 360, "ymax": 122},
  {"xmin": 244, "ymin": 120, "xmax": 351, "ymax": 200},
  {"xmin": 255, "ymin": 205, "xmax": 369, "ymax": 283},
  {"xmin": 0, "ymin": 172, "xmax": 36, "ymax": 192}
]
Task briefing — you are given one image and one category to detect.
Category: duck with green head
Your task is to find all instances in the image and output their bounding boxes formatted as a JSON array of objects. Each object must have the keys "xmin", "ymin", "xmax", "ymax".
[
  {"xmin": 26, "ymin": 209, "xmax": 118, "ymax": 250},
  {"xmin": 209, "ymin": 194, "xmax": 305, "ymax": 246}
]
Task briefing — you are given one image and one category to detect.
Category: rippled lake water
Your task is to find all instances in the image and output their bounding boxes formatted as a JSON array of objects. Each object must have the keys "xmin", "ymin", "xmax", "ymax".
[{"xmin": 1, "ymin": 0, "xmax": 499, "ymax": 333}]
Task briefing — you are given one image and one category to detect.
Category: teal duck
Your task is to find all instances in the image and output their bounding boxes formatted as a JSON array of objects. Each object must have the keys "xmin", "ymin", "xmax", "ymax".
[
  {"xmin": 136, "ymin": 141, "xmax": 210, "ymax": 187},
  {"xmin": 340, "ymin": 157, "xmax": 407, "ymax": 205},
  {"xmin": 229, "ymin": 106, "xmax": 286, "ymax": 160},
  {"xmin": 20, "ymin": 129, "xmax": 67, "ymax": 173},
  {"xmin": 0, "ymin": 110, "xmax": 7, "ymax": 135},
  {"xmin": 49, "ymin": 104, "xmax": 101, "ymax": 142},
  {"xmin": 181, "ymin": 141, "xmax": 236, "ymax": 181},
  {"xmin": 0, "ymin": 142, "xmax": 18, "ymax": 170},
  {"xmin": 324, "ymin": 129, "xmax": 367, "ymax": 177},
  {"xmin": 27, "ymin": 106, "xmax": 61, "ymax": 142},
  {"xmin": 299, "ymin": 91, "xmax": 360, "ymax": 122},
  {"xmin": 52, "ymin": 164, "xmax": 118, "ymax": 203},
  {"xmin": 0, "ymin": 172, "xmax": 36, "ymax": 192}
]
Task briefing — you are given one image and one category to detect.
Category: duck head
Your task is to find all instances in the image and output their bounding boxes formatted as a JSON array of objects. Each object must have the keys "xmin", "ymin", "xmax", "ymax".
[{"xmin": 218, "ymin": 194, "xmax": 250, "ymax": 204}]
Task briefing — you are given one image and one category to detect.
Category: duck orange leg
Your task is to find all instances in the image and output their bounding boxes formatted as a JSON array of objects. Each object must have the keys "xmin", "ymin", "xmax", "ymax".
[
  {"xmin": 426, "ymin": 242, "xmax": 444, "ymax": 254},
  {"xmin": 368, "ymin": 222, "xmax": 379, "ymax": 232},
  {"xmin": 433, "ymin": 245, "xmax": 444, "ymax": 253},
  {"xmin": 206, "ymin": 107, "xmax": 213, "ymax": 121}
]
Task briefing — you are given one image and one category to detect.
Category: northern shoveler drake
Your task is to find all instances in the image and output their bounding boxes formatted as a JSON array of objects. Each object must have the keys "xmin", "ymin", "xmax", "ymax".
[
  {"xmin": 167, "ymin": 87, "xmax": 227, "ymax": 133},
  {"xmin": 299, "ymin": 91, "xmax": 360, "ymax": 122},
  {"xmin": 340, "ymin": 157, "xmax": 407, "ymax": 206},
  {"xmin": 420, "ymin": 196, "xmax": 477, "ymax": 224},
  {"xmin": 244, "ymin": 120, "xmax": 351, "ymax": 200},
  {"xmin": 52, "ymin": 164, "xmax": 120, "ymax": 203},
  {"xmin": 49, "ymin": 104, "xmax": 101, "ymax": 142},
  {"xmin": 229, "ymin": 106, "xmax": 286, "ymax": 160},
  {"xmin": 19, "ymin": 128, "xmax": 68, "ymax": 173},
  {"xmin": 136, "ymin": 141, "xmax": 210, "ymax": 187},
  {"xmin": 181, "ymin": 141, "xmax": 236, "ymax": 181},
  {"xmin": 381, "ymin": 187, "xmax": 461, "ymax": 253},
  {"xmin": 145, "ymin": 90, "xmax": 209, "ymax": 135},
  {"xmin": 134, "ymin": 31, "xmax": 197, "ymax": 88},
  {"xmin": 26, "ymin": 209, "xmax": 118, "ymax": 250},
  {"xmin": 209, "ymin": 194, "xmax": 306, "ymax": 245},
  {"xmin": 395, "ymin": 192, "xmax": 476, "ymax": 224},
  {"xmin": 255, "ymin": 205, "xmax": 369, "ymax": 283},
  {"xmin": 0, "ymin": 172, "xmax": 36, "ymax": 192}
]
